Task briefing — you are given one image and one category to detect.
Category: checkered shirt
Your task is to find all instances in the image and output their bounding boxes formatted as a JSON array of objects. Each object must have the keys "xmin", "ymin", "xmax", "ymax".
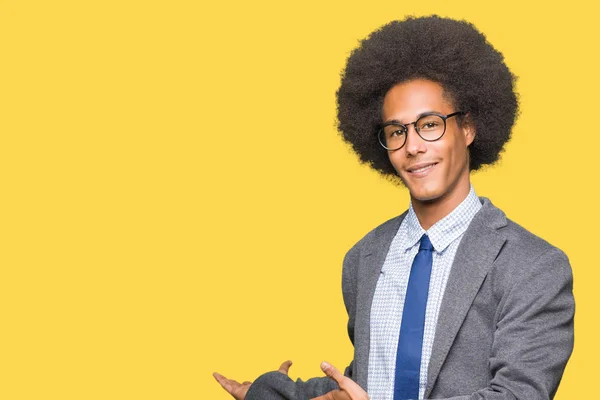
[{"xmin": 367, "ymin": 186, "xmax": 482, "ymax": 400}]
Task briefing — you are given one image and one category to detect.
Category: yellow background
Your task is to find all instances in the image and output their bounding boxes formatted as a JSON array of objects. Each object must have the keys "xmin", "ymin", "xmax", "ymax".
[{"xmin": 1, "ymin": 1, "xmax": 597, "ymax": 399}]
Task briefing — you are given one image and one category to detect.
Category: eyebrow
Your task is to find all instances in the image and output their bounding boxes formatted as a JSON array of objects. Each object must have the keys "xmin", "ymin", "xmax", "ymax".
[{"xmin": 383, "ymin": 110, "xmax": 444, "ymax": 124}]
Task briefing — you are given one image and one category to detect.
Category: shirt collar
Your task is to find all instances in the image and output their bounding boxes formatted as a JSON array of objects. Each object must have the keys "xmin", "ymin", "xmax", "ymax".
[{"xmin": 402, "ymin": 185, "xmax": 482, "ymax": 253}]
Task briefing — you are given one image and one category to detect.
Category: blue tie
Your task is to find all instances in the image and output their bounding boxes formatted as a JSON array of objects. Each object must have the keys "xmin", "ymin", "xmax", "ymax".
[{"xmin": 393, "ymin": 234, "xmax": 434, "ymax": 400}]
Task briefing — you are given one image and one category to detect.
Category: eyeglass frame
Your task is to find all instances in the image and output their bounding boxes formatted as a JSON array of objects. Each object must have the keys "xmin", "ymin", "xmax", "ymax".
[{"xmin": 377, "ymin": 111, "xmax": 465, "ymax": 151}]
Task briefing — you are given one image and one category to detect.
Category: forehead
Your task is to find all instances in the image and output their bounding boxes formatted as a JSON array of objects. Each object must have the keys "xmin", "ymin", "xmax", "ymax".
[{"xmin": 382, "ymin": 79, "xmax": 453, "ymax": 122}]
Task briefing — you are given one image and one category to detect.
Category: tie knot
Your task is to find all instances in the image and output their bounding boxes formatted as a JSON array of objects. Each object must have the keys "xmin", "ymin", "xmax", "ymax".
[{"xmin": 419, "ymin": 234, "xmax": 433, "ymax": 251}]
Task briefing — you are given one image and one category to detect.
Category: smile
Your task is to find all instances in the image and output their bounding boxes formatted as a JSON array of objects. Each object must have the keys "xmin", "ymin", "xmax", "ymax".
[{"xmin": 407, "ymin": 162, "xmax": 438, "ymax": 176}]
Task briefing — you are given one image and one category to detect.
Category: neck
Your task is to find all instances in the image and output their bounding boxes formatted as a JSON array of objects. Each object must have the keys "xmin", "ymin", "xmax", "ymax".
[{"xmin": 411, "ymin": 176, "xmax": 472, "ymax": 231}]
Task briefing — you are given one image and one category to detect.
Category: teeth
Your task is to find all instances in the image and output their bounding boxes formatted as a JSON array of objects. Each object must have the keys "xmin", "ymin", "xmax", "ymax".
[{"xmin": 411, "ymin": 164, "xmax": 435, "ymax": 173}]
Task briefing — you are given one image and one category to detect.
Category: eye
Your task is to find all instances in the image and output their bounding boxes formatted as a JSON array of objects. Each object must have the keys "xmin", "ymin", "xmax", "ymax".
[
  {"xmin": 422, "ymin": 122, "xmax": 439, "ymax": 129},
  {"xmin": 417, "ymin": 115, "xmax": 444, "ymax": 131},
  {"xmin": 384, "ymin": 125, "xmax": 407, "ymax": 138}
]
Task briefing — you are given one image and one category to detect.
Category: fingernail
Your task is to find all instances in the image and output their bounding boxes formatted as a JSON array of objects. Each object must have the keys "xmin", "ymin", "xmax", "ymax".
[{"xmin": 321, "ymin": 361, "xmax": 330, "ymax": 370}]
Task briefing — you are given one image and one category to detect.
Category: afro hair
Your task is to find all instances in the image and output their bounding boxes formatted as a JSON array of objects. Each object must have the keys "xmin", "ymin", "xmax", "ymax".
[{"xmin": 336, "ymin": 15, "xmax": 519, "ymax": 181}]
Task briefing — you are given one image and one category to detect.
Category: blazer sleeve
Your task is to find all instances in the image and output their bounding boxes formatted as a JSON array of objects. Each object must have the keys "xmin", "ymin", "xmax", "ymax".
[
  {"xmin": 245, "ymin": 244, "xmax": 362, "ymax": 400},
  {"xmin": 434, "ymin": 247, "xmax": 575, "ymax": 400}
]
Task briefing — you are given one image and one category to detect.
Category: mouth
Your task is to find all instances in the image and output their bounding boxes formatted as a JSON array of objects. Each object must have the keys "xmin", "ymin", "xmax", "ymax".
[{"xmin": 407, "ymin": 162, "xmax": 438, "ymax": 176}]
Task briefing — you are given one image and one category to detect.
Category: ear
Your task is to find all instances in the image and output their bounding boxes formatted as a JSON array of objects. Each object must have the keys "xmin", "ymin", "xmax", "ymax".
[{"xmin": 462, "ymin": 114, "xmax": 476, "ymax": 147}]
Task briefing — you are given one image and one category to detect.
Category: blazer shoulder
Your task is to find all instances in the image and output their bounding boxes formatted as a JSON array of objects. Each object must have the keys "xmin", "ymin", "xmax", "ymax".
[
  {"xmin": 500, "ymin": 217, "xmax": 568, "ymax": 260},
  {"xmin": 478, "ymin": 197, "xmax": 568, "ymax": 263},
  {"xmin": 493, "ymin": 215, "xmax": 572, "ymax": 283},
  {"xmin": 470, "ymin": 198, "xmax": 571, "ymax": 282}
]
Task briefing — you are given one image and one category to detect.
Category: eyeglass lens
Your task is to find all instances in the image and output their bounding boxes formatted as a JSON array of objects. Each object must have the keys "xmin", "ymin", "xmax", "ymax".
[{"xmin": 380, "ymin": 114, "xmax": 446, "ymax": 149}]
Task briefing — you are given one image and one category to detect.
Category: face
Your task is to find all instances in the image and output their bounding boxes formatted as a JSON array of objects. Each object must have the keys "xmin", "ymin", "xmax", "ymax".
[{"xmin": 382, "ymin": 79, "xmax": 475, "ymax": 206}]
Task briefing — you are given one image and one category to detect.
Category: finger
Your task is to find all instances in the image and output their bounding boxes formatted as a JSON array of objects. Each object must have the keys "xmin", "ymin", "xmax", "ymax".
[
  {"xmin": 212, "ymin": 372, "xmax": 237, "ymax": 394},
  {"xmin": 320, "ymin": 361, "xmax": 345, "ymax": 385},
  {"xmin": 213, "ymin": 372, "xmax": 227, "ymax": 386},
  {"xmin": 278, "ymin": 360, "xmax": 293, "ymax": 375},
  {"xmin": 310, "ymin": 389, "xmax": 351, "ymax": 400},
  {"xmin": 213, "ymin": 373, "xmax": 233, "ymax": 393}
]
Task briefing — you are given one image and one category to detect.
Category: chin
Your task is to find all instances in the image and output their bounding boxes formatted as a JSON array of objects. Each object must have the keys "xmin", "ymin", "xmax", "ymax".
[
  {"xmin": 411, "ymin": 191, "xmax": 443, "ymax": 203},
  {"xmin": 404, "ymin": 181, "xmax": 443, "ymax": 203}
]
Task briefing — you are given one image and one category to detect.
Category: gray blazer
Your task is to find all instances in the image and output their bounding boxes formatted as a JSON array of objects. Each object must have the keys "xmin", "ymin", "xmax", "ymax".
[{"xmin": 246, "ymin": 198, "xmax": 574, "ymax": 400}]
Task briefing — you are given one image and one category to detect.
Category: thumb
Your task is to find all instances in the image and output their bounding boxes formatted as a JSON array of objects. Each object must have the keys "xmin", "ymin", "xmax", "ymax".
[
  {"xmin": 320, "ymin": 361, "xmax": 344, "ymax": 384},
  {"xmin": 278, "ymin": 360, "xmax": 293, "ymax": 375}
]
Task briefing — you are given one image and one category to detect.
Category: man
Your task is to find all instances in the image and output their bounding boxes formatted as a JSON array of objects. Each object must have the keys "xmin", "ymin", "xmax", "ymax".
[{"xmin": 214, "ymin": 16, "xmax": 574, "ymax": 400}]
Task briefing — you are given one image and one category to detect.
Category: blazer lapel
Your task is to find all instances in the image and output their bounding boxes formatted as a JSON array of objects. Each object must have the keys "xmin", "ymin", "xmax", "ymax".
[{"xmin": 424, "ymin": 198, "xmax": 507, "ymax": 398}]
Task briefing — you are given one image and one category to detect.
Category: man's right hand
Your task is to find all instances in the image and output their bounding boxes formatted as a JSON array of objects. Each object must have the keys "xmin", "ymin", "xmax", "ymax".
[
  {"xmin": 213, "ymin": 360, "xmax": 293, "ymax": 400},
  {"xmin": 310, "ymin": 362, "xmax": 369, "ymax": 400}
]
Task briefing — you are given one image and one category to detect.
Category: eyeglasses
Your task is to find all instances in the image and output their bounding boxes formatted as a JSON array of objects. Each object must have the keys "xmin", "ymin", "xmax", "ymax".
[{"xmin": 378, "ymin": 111, "xmax": 465, "ymax": 151}]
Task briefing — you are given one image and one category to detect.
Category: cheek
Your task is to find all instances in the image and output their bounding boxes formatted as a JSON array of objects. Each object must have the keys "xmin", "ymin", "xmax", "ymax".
[
  {"xmin": 447, "ymin": 140, "xmax": 469, "ymax": 173},
  {"xmin": 387, "ymin": 153, "xmax": 404, "ymax": 175}
]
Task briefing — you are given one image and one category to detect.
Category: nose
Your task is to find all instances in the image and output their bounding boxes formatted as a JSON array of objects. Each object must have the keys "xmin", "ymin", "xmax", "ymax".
[{"xmin": 403, "ymin": 124, "xmax": 427, "ymax": 156}]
